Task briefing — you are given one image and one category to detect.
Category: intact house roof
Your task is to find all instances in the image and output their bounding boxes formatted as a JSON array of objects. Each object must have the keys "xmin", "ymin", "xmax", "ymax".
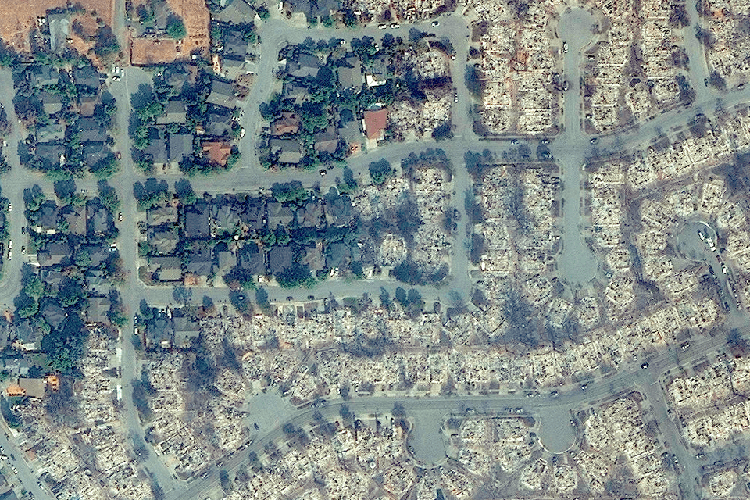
[
  {"xmin": 86, "ymin": 297, "xmax": 111, "ymax": 324},
  {"xmin": 76, "ymin": 118, "xmax": 107, "ymax": 142},
  {"xmin": 169, "ymin": 133, "xmax": 194, "ymax": 163},
  {"xmin": 38, "ymin": 242, "xmax": 71, "ymax": 267},
  {"xmin": 267, "ymin": 202, "xmax": 294, "ymax": 227},
  {"xmin": 271, "ymin": 112, "xmax": 300, "ymax": 136},
  {"xmin": 239, "ymin": 242, "xmax": 265, "ymax": 275},
  {"xmin": 145, "ymin": 127, "xmax": 168, "ymax": 164},
  {"xmin": 184, "ymin": 201, "xmax": 211, "ymax": 238},
  {"xmin": 269, "ymin": 138, "xmax": 302, "ymax": 164},
  {"xmin": 363, "ymin": 109, "xmax": 388, "ymax": 140},
  {"xmin": 202, "ymin": 140, "xmax": 232, "ymax": 166},
  {"xmin": 156, "ymin": 101, "xmax": 188, "ymax": 125},
  {"xmin": 206, "ymin": 79, "xmax": 236, "ymax": 108},
  {"xmin": 73, "ymin": 66, "xmax": 102, "ymax": 89},
  {"xmin": 147, "ymin": 205, "xmax": 178, "ymax": 226},
  {"xmin": 268, "ymin": 245, "xmax": 293, "ymax": 275},
  {"xmin": 149, "ymin": 228, "xmax": 179, "ymax": 254},
  {"xmin": 186, "ymin": 241, "xmax": 215, "ymax": 276}
]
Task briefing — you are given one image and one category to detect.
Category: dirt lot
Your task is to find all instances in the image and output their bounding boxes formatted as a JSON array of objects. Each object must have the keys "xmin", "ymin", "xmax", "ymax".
[
  {"xmin": 130, "ymin": 37, "xmax": 183, "ymax": 65},
  {"xmin": 166, "ymin": 0, "xmax": 209, "ymax": 53},
  {"xmin": 130, "ymin": 0, "xmax": 209, "ymax": 65},
  {"xmin": 0, "ymin": 0, "xmax": 113, "ymax": 51}
]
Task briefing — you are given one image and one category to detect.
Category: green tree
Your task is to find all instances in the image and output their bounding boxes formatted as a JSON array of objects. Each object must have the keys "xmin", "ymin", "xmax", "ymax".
[{"xmin": 166, "ymin": 16, "xmax": 187, "ymax": 39}]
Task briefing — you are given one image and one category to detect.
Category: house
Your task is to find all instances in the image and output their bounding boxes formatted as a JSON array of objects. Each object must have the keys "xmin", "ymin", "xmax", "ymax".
[
  {"xmin": 282, "ymin": 83, "xmax": 308, "ymax": 105},
  {"xmin": 18, "ymin": 378, "xmax": 45, "ymax": 399},
  {"xmin": 150, "ymin": 256, "xmax": 182, "ymax": 282},
  {"xmin": 303, "ymin": 244, "xmax": 325, "ymax": 273},
  {"xmin": 36, "ymin": 201, "xmax": 59, "ymax": 232},
  {"xmin": 184, "ymin": 201, "xmax": 211, "ymax": 238},
  {"xmin": 85, "ymin": 270, "xmax": 111, "ymax": 296},
  {"xmin": 326, "ymin": 190, "xmax": 353, "ymax": 225},
  {"xmin": 86, "ymin": 297, "xmax": 111, "ymax": 324},
  {"xmin": 271, "ymin": 112, "xmax": 300, "ymax": 136},
  {"xmin": 186, "ymin": 241, "xmax": 214, "ymax": 276},
  {"xmin": 82, "ymin": 142, "xmax": 111, "ymax": 169},
  {"xmin": 38, "ymin": 242, "xmax": 71, "ymax": 267},
  {"xmin": 40, "ymin": 92, "xmax": 63, "ymax": 115},
  {"xmin": 146, "ymin": 313, "xmax": 173, "ymax": 348},
  {"xmin": 337, "ymin": 57, "xmax": 362, "ymax": 89},
  {"xmin": 144, "ymin": 127, "xmax": 168, "ymax": 164},
  {"xmin": 86, "ymin": 204, "xmax": 111, "ymax": 235},
  {"xmin": 73, "ymin": 66, "xmax": 101, "ymax": 89},
  {"xmin": 338, "ymin": 111, "xmax": 362, "ymax": 153},
  {"xmin": 173, "ymin": 315, "xmax": 201, "ymax": 348},
  {"xmin": 267, "ymin": 202, "xmax": 294, "ymax": 227},
  {"xmin": 14, "ymin": 320, "xmax": 40, "ymax": 351},
  {"xmin": 283, "ymin": 0, "xmax": 339, "ymax": 20},
  {"xmin": 363, "ymin": 109, "xmax": 388, "ymax": 141},
  {"xmin": 147, "ymin": 205, "xmax": 178, "ymax": 226},
  {"xmin": 214, "ymin": 0, "xmax": 255, "ymax": 23},
  {"xmin": 242, "ymin": 197, "xmax": 265, "ymax": 231},
  {"xmin": 206, "ymin": 79, "xmax": 236, "ymax": 108},
  {"xmin": 76, "ymin": 118, "xmax": 107, "ymax": 142},
  {"xmin": 36, "ymin": 122, "xmax": 65, "ymax": 142},
  {"xmin": 270, "ymin": 138, "xmax": 302, "ymax": 164},
  {"xmin": 40, "ymin": 302, "xmax": 66, "ymax": 330},
  {"xmin": 78, "ymin": 96, "xmax": 98, "ymax": 117},
  {"xmin": 48, "ymin": 12, "xmax": 71, "ymax": 53},
  {"xmin": 202, "ymin": 140, "xmax": 232, "ymax": 166},
  {"xmin": 77, "ymin": 244, "xmax": 110, "ymax": 267},
  {"xmin": 268, "ymin": 245, "xmax": 293, "ymax": 275},
  {"xmin": 211, "ymin": 198, "xmax": 242, "ymax": 232},
  {"xmin": 156, "ymin": 101, "xmax": 188, "ymax": 124},
  {"xmin": 217, "ymin": 249, "xmax": 237, "ymax": 271},
  {"xmin": 40, "ymin": 269, "xmax": 63, "ymax": 294},
  {"xmin": 326, "ymin": 242, "xmax": 350, "ymax": 269},
  {"xmin": 3, "ymin": 358, "xmax": 29, "ymax": 377},
  {"xmin": 239, "ymin": 242, "xmax": 265, "ymax": 275},
  {"xmin": 224, "ymin": 31, "xmax": 250, "ymax": 58},
  {"xmin": 30, "ymin": 66, "xmax": 59, "ymax": 86},
  {"xmin": 206, "ymin": 108, "xmax": 234, "ymax": 136},
  {"xmin": 149, "ymin": 228, "xmax": 179, "ymax": 254},
  {"xmin": 35, "ymin": 142, "xmax": 65, "ymax": 169},
  {"xmin": 297, "ymin": 201, "xmax": 324, "ymax": 228},
  {"xmin": 169, "ymin": 133, "xmax": 194, "ymax": 163},
  {"xmin": 288, "ymin": 54, "xmax": 321, "ymax": 78},
  {"xmin": 59, "ymin": 205, "xmax": 86, "ymax": 235},
  {"xmin": 314, "ymin": 127, "xmax": 339, "ymax": 154}
]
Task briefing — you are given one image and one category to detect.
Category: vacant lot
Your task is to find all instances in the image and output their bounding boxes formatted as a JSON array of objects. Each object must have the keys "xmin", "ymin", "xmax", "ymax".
[{"xmin": 0, "ymin": 0, "xmax": 113, "ymax": 51}]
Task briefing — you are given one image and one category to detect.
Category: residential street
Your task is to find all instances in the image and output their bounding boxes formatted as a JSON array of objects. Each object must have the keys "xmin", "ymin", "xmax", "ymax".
[{"xmin": 0, "ymin": 3, "xmax": 746, "ymax": 498}]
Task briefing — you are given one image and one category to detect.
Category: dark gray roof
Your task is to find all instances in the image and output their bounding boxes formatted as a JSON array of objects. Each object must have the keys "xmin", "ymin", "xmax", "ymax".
[
  {"xmin": 169, "ymin": 133, "xmax": 193, "ymax": 162},
  {"xmin": 156, "ymin": 101, "xmax": 187, "ymax": 125},
  {"xmin": 241, "ymin": 197, "xmax": 265, "ymax": 230},
  {"xmin": 268, "ymin": 245, "xmax": 293, "ymax": 275},
  {"xmin": 206, "ymin": 109, "xmax": 233, "ymax": 136},
  {"xmin": 239, "ymin": 242, "xmax": 265, "ymax": 275},
  {"xmin": 35, "ymin": 142, "xmax": 65, "ymax": 167},
  {"xmin": 288, "ymin": 54, "xmax": 321, "ymax": 78},
  {"xmin": 37, "ymin": 201, "xmax": 59, "ymax": 229},
  {"xmin": 214, "ymin": 0, "xmax": 255, "ymax": 23},
  {"xmin": 82, "ymin": 142, "xmax": 111, "ymax": 168},
  {"xmin": 38, "ymin": 242, "xmax": 71, "ymax": 267},
  {"xmin": 145, "ymin": 128, "xmax": 168, "ymax": 163},
  {"xmin": 30, "ymin": 66, "xmax": 59, "ymax": 86},
  {"xmin": 77, "ymin": 118, "xmax": 107, "ymax": 142},
  {"xmin": 326, "ymin": 242, "xmax": 350, "ymax": 269},
  {"xmin": 73, "ymin": 66, "xmax": 101, "ymax": 89},
  {"xmin": 206, "ymin": 80, "xmax": 236, "ymax": 108},
  {"xmin": 267, "ymin": 202, "xmax": 294, "ymax": 227},
  {"xmin": 184, "ymin": 201, "xmax": 211, "ymax": 238},
  {"xmin": 41, "ymin": 302, "xmax": 66, "ymax": 330},
  {"xmin": 186, "ymin": 241, "xmax": 214, "ymax": 276}
]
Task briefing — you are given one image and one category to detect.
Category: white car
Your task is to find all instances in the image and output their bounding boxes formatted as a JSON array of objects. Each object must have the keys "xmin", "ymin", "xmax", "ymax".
[
  {"xmin": 7, "ymin": 203, "xmax": 10, "ymax": 212},
  {"xmin": 7, "ymin": 240, "xmax": 11, "ymax": 250}
]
